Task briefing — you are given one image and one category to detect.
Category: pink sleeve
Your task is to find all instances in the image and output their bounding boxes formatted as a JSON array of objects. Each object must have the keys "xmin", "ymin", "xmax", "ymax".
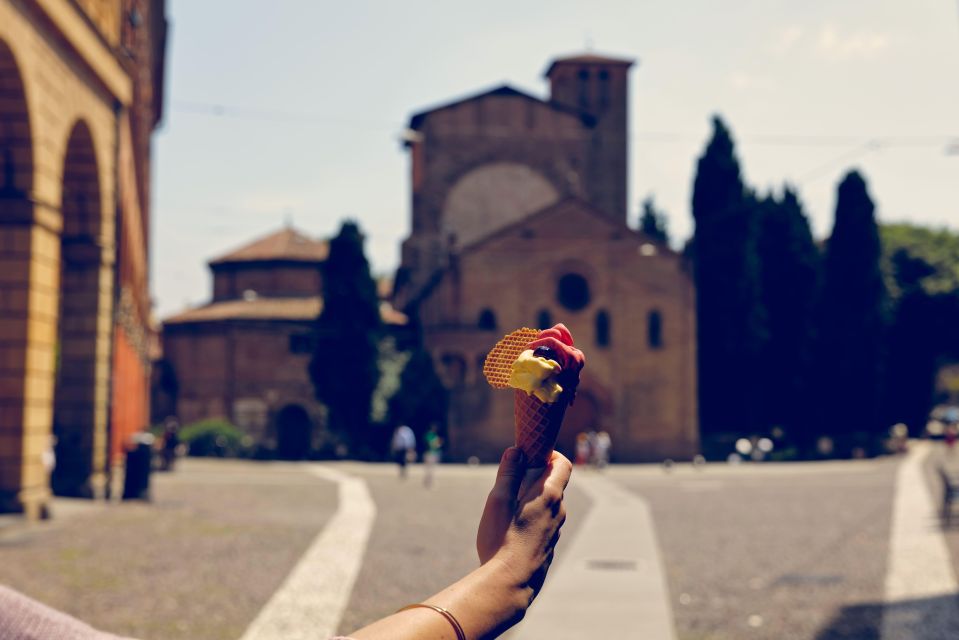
[{"xmin": 0, "ymin": 585, "xmax": 132, "ymax": 639}]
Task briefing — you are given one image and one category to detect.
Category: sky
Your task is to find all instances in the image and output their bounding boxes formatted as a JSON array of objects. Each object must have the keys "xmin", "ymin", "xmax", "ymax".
[{"xmin": 152, "ymin": 0, "xmax": 959, "ymax": 318}]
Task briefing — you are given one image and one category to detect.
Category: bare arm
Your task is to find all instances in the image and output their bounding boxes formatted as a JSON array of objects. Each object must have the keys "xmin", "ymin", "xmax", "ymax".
[{"xmin": 349, "ymin": 448, "xmax": 572, "ymax": 640}]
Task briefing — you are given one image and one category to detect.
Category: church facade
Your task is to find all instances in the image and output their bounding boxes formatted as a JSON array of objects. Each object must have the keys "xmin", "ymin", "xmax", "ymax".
[{"xmin": 394, "ymin": 54, "xmax": 698, "ymax": 462}]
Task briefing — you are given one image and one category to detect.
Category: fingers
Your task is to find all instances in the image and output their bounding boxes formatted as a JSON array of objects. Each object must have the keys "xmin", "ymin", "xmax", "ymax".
[
  {"xmin": 543, "ymin": 451, "xmax": 573, "ymax": 496},
  {"xmin": 490, "ymin": 447, "xmax": 527, "ymax": 502}
]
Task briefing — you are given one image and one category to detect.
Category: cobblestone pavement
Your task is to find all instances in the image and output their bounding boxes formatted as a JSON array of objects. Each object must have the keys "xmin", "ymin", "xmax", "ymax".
[
  {"xmin": 0, "ymin": 459, "xmax": 337, "ymax": 640},
  {"xmin": 610, "ymin": 460, "xmax": 900, "ymax": 640},
  {"xmin": 3, "ymin": 452, "xmax": 959, "ymax": 640}
]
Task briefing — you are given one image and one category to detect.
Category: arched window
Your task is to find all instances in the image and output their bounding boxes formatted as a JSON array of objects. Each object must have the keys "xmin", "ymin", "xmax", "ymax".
[
  {"xmin": 598, "ymin": 70, "xmax": 610, "ymax": 110},
  {"xmin": 478, "ymin": 308, "xmax": 497, "ymax": 330},
  {"xmin": 557, "ymin": 273, "xmax": 590, "ymax": 311},
  {"xmin": 596, "ymin": 310, "xmax": 610, "ymax": 347},
  {"xmin": 648, "ymin": 310, "xmax": 663, "ymax": 349},
  {"xmin": 537, "ymin": 309, "xmax": 552, "ymax": 330},
  {"xmin": 578, "ymin": 69, "xmax": 590, "ymax": 109}
]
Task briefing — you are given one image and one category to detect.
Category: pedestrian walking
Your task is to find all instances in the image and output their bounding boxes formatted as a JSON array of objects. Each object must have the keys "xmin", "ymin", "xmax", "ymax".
[
  {"xmin": 594, "ymin": 430, "xmax": 611, "ymax": 468},
  {"xmin": 586, "ymin": 429, "xmax": 598, "ymax": 466},
  {"xmin": 160, "ymin": 417, "xmax": 180, "ymax": 472},
  {"xmin": 391, "ymin": 424, "xmax": 416, "ymax": 479},
  {"xmin": 574, "ymin": 431, "xmax": 590, "ymax": 466},
  {"xmin": 423, "ymin": 425, "xmax": 443, "ymax": 488}
]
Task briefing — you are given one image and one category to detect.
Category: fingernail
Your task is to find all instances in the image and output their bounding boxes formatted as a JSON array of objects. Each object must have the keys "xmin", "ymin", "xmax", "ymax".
[{"xmin": 504, "ymin": 447, "xmax": 522, "ymax": 463}]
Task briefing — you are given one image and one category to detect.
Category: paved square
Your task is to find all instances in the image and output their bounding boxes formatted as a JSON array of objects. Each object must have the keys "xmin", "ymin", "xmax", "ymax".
[{"xmin": 1, "ymin": 445, "xmax": 958, "ymax": 640}]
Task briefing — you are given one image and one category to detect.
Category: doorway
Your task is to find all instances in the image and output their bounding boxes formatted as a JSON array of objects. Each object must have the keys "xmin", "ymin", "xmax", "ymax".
[{"xmin": 276, "ymin": 405, "xmax": 312, "ymax": 460}]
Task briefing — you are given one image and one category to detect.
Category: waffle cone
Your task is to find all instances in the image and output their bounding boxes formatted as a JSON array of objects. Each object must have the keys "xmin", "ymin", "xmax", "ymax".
[
  {"xmin": 483, "ymin": 328, "xmax": 540, "ymax": 389},
  {"xmin": 514, "ymin": 389, "xmax": 570, "ymax": 468}
]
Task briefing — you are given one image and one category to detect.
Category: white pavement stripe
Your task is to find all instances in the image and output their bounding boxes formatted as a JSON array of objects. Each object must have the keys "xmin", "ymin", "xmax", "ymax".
[
  {"xmin": 239, "ymin": 466, "xmax": 376, "ymax": 640},
  {"xmin": 510, "ymin": 473, "xmax": 676, "ymax": 640},
  {"xmin": 881, "ymin": 441, "xmax": 959, "ymax": 640}
]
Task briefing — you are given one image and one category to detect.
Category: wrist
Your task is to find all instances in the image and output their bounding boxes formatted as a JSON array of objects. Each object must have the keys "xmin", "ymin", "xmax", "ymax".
[
  {"xmin": 478, "ymin": 557, "xmax": 533, "ymax": 624},
  {"xmin": 425, "ymin": 560, "xmax": 530, "ymax": 639}
]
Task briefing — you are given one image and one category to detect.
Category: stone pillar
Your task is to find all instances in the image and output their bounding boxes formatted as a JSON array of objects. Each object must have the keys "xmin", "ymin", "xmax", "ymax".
[{"xmin": 0, "ymin": 216, "xmax": 59, "ymax": 519}]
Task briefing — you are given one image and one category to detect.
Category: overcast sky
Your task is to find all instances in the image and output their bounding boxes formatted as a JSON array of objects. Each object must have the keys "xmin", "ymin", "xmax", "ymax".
[{"xmin": 152, "ymin": 0, "xmax": 959, "ymax": 318}]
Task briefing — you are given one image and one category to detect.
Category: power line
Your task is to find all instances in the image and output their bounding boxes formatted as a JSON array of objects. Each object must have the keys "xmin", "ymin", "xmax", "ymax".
[
  {"xmin": 796, "ymin": 140, "xmax": 884, "ymax": 185},
  {"xmin": 170, "ymin": 99, "xmax": 956, "ymax": 150},
  {"xmin": 167, "ymin": 96, "xmax": 957, "ymax": 196}
]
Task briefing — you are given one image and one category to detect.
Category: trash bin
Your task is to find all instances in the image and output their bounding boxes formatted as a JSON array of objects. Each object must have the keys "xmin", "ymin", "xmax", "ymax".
[{"xmin": 123, "ymin": 432, "xmax": 155, "ymax": 501}]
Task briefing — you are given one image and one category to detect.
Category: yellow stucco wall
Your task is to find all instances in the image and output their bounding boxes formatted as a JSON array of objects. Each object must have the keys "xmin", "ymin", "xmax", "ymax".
[{"xmin": 0, "ymin": 0, "xmax": 134, "ymax": 517}]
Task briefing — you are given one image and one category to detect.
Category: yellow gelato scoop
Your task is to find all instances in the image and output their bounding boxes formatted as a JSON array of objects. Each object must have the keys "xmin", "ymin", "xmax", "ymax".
[{"xmin": 509, "ymin": 349, "xmax": 563, "ymax": 403}]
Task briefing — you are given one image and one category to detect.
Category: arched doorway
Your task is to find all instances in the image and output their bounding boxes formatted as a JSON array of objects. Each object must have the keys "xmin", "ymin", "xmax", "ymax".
[
  {"xmin": 0, "ymin": 39, "xmax": 38, "ymax": 513},
  {"xmin": 0, "ymin": 41, "xmax": 32, "ymax": 199},
  {"xmin": 276, "ymin": 405, "xmax": 312, "ymax": 460},
  {"xmin": 52, "ymin": 121, "xmax": 106, "ymax": 497}
]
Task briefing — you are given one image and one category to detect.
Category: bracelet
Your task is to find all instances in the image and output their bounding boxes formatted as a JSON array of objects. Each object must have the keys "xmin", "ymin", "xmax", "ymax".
[{"xmin": 396, "ymin": 603, "xmax": 467, "ymax": 640}]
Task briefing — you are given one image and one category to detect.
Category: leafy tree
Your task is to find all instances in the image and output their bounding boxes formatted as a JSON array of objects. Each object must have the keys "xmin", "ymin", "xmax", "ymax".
[
  {"xmin": 815, "ymin": 171, "xmax": 888, "ymax": 450},
  {"xmin": 309, "ymin": 220, "xmax": 382, "ymax": 457},
  {"xmin": 756, "ymin": 188, "xmax": 820, "ymax": 452},
  {"xmin": 880, "ymin": 223, "xmax": 959, "ymax": 434},
  {"xmin": 881, "ymin": 224, "xmax": 959, "ymax": 301},
  {"xmin": 639, "ymin": 195, "xmax": 669, "ymax": 244},
  {"xmin": 691, "ymin": 116, "xmax": 767, "ymax": 439}
]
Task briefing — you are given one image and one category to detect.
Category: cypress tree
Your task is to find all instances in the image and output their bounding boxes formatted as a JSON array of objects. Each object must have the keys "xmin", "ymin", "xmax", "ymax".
[
  {"xmin": 639, "ymin": 195, "xmax": 670, "ymax": 244},
  {"xmin": 691, "ymin": 116, "xmax": 767, "ymax": 440},
  {"xmin": 756, "ymin": 187, "xmax": 820, "ymax": 452},
  {"xmin": 309, "ymin": 220, "xmax": 382, "ymax": 457},
  {"xmin": 816, "ymin": 171, "xmax": 887, "ymax": 452},
  {"xmin": 388, "ymin": 347, "xmax": 448, "ymax": 442}
]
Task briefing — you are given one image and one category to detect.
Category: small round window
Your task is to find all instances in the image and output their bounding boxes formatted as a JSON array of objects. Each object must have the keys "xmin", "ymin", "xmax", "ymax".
[{"xmin": 557, "ymin": 273, "xmax": 590, "ymax": 311}]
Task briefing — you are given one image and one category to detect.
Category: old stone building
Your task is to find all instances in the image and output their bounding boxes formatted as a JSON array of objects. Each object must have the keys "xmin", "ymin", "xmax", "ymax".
[
  {"xmin": 394, "ymin": 53, "xmax": 698, "ymax": 462},
  {"xmin": 162, "ymin": 226, "xmax": 406, "ymax": 459},
  {"xmin": 0, "ymin": 0, "xmax": 165, "ymax": 517}
]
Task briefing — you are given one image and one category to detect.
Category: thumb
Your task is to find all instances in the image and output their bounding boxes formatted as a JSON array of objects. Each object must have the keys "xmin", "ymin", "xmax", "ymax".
[{"xmin": 491, "ymin": 446, "xmax": 526, "ymax": 500}]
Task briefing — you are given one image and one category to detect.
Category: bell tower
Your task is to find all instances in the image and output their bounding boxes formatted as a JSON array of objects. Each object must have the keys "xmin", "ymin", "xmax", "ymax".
[{"xmin": 546, "ymin": 53, "xmax": 633, "ymax": 221}]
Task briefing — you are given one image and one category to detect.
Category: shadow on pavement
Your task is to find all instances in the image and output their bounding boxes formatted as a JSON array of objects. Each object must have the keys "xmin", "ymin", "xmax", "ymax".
[{"xmin": 815, "ymin": 594, "xmax": 959, "ymax": 640}]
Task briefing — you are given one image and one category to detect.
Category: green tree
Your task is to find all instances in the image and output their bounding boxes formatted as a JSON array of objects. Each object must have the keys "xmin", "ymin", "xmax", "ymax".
[
  {"xmin": 691, "ymin": 116, "xmax": 767, "ymax": 440},
  {"xmin": 388, "ymin": 347, "xmax": 448, "ymax": 441},
  {"xmin": 639, "ymin": 195, "xmax": 669, "ymax": 244},
  {"xmin": 816, "ymin": 170, "xmax": 888, "ymax": 451},
  {"xmin": 756, "ymin": 187, "xmax": 820, "ymax": 451},
  {"xmin": 880, "ymin": 223, "xmax": 959, "ymax": 434},
  {"xmin": 309, "ymin": 220, "xmax": 382, "ymax": 457}
]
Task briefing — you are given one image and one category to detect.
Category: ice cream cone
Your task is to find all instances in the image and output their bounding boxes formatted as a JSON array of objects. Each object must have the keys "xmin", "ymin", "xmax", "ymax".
[
  {"xmin": 484, "ymin": 327, "xmax": 582, "ymax": 467},
  {"xmin": 514, "ymin": 388, "xmax": 570, "ymax": 467}
]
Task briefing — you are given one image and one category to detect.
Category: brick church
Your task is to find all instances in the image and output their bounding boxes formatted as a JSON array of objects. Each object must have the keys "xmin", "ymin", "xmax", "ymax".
[
  {"xmin": 161, "ymin": 226, "xmax": 407, "ymax": 459},
  {"xmin": 394, "ymin": 53, "xmax": 699, "ymax": 462}
]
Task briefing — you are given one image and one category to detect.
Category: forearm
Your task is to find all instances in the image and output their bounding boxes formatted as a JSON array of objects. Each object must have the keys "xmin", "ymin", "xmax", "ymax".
[{"xmin": 350, "ymin": 560, "xmax": 529, "ymax": 640}]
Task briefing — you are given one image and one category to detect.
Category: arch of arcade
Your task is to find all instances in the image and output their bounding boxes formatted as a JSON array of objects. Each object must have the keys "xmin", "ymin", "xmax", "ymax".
[{"xmin": 0, "ymin": 0, "xmax": 165, "ymax": 518}]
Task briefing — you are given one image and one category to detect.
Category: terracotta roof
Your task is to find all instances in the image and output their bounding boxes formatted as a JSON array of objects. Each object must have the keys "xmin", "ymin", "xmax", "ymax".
[
  {"xmin": 458, "ymin": 197, "xmax": 677, "ymax": 257},
  {"xmin": 408, "ymin": 84, "xmax": 593, "ymax": 130},
  {"xmin": 163, "ymin": 296, "xmax": 408, "ymax": 326},
  {"xmin": 544, "ymin": 53, "xmax": 634, "ymax": 76},
  {"xmin": 209, "ymin": 227, "xmax": 329, "ymax": 265}
]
